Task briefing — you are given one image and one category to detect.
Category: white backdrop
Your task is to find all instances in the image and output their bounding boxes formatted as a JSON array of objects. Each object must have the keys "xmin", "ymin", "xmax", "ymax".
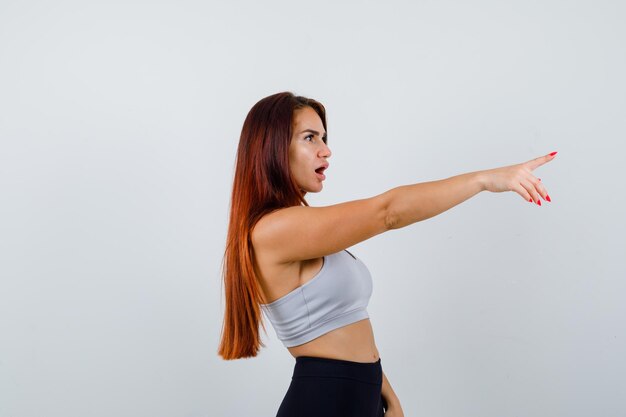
[{"xmin": 1, "ymin": 0, "xmax": 624, "ymax": 416}]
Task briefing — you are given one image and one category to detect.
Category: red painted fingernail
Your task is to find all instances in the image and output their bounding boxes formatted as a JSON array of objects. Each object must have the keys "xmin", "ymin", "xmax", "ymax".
[
  {"xmin": 546, "ymin": 194, "xmax": 551, "ymax": 202},
  {"xmin": 536, "ymin": 199, "xmax": 541, "ymax": 206},
  {"xmin": 529, "ymin": 198, "xmax": 533, "ymax": 202},
  {"xmin": 549, "ymin": 151, "xmax": 558, "ymax": 157}
]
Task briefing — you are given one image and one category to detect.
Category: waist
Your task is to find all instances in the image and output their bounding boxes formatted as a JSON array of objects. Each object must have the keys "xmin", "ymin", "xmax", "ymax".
[
  {"xmin": 291, "ymin": 355, "xmax": 383, "ymax": 385},
  {"xmin": 287, "ymin": 318, "xmax": 379, "ymax": 363}
]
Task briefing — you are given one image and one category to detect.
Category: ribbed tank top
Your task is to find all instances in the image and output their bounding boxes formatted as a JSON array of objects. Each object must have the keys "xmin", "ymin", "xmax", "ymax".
[{"xmin": 260, "ymin": 249, "xmax": 373, "ymax": 348}]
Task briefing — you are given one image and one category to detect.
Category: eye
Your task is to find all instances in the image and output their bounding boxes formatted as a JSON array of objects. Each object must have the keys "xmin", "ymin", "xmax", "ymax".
[{"xmin": 304, "ymin": 134, "xmax": 328, "ymax": 144}]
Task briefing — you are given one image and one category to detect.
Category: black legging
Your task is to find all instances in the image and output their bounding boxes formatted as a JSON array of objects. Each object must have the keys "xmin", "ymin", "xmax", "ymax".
[{"xmin": 275, "ymin": 356, "xmax": 387, "ymax": 417}]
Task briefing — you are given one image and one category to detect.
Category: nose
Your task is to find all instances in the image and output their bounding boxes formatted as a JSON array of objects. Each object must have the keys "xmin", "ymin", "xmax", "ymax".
[{"xmin": 320, "ymin": 142, "xmax": 332, "ymax": 159}]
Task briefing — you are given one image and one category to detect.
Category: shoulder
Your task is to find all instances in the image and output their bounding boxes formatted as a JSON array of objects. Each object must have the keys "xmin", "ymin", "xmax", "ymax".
[
  {"xmin": 251, "ymin": 208, "xmax": 299, "ymax": 282},
  {"xmin": 250, "ymin": 206, "xmax": 303, "ymax": 256}
]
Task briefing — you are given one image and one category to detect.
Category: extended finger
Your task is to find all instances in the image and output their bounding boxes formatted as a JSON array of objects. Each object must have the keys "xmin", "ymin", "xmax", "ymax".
[{"xmin": 526, "ymin": 151, "xmax": 558, "ymax": 171}]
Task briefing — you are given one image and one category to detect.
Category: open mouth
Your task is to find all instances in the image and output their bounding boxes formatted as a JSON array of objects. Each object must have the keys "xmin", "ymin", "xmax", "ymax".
[{"xmin": 314, "ymin": 166, "xmax": 327, "ymax": 180}]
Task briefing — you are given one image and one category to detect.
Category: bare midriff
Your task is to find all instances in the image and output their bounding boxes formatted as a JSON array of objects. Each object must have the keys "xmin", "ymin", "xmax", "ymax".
[{"xmin": 287, "ymin": 318, "xmax": 380, "ymax": 363}]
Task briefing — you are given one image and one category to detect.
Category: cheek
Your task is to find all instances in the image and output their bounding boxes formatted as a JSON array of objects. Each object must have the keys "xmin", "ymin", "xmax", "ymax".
[
  {"xmin": 290, "ymin": 150, "xmax": 307, "ymax": 169},
  {"xmin": 288, "ymin": 156, "xmax": 303, "ymax": 179},
  {"xmin": 287, "ymin": 152, "xmax": 297, "ymax": 171}
]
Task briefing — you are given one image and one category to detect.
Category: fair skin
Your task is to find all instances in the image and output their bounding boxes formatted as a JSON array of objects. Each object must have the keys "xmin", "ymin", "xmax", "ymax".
[
  {"xmin": 287, "ymin": 106, "xmax": 331, "ymax": 194},
  {"xmin": 252, "ymin": 105, "xmax": 556, "ymax": 416}
]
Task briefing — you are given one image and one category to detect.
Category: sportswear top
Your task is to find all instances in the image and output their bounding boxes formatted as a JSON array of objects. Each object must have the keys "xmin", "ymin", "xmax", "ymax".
[{"xmin": 260, "ymin": 249, "xmax": 373, "ymax": 347}]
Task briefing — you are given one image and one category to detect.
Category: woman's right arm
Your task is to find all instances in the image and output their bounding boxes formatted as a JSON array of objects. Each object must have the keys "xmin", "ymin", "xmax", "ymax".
[
  {"xmin": 386, "ymin": 153, "xmax": 555, "ymax": 229},
  {"xmin": 382, "ymin": 151, "xmax": 556, "ymax": 230},
  {"xmin": 381, "ymin": 170, "xmax": 485, "ymax": 230},
  {"xmin": 252, "ymin": 152, "xmax": 556, "ymax": 264}
]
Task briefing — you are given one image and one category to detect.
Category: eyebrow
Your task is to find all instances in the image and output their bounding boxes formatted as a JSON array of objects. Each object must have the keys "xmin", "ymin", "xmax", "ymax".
[{"xmin": 299, "ymin": 129, "xmax": 327, "ymax": 138}]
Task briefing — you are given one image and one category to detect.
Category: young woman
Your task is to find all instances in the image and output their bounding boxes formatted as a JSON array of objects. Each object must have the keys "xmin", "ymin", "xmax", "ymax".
[{"xmin": 218, "ymin": 91, "xmax": 557, "ymax": 417}]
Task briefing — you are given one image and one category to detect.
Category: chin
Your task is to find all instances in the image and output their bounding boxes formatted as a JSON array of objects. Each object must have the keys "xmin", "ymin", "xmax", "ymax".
[
  {"xmin": 302, "ymin": 185, "xmax": 323, "ymax": 193},
  {"xmin": 299, "ymin": 178, "xmax": 324, "ymax": 193}
]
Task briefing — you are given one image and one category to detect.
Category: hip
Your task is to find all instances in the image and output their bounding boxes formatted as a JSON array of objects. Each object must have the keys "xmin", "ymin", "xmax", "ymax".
[{"xmin": 276, "ymin": 355, "xmax": 386, "ymax": 417}]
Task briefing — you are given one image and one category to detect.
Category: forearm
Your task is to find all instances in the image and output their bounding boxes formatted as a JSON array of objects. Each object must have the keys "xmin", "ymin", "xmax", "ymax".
[
  {"xmin": 383, "ymin": 170, "xmax": 486, "ymax": 230},
  {"xmin": 381, "ymin": 370, "xmax": 400, "ymax": 408}
]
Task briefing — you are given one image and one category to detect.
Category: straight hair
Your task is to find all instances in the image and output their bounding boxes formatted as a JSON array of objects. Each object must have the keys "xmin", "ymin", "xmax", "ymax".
[{"xmin": 218, "ymin": 91, "xmax": 327, "ymax": 359}]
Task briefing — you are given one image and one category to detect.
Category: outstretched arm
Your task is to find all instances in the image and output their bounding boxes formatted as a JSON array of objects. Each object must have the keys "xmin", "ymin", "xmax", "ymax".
[
  {"xmin": 383, "ymin": 171, "xmax": 485, "ymax": 230},
  {"xmin": 382, "ymin": 152, "xmax": 557, "ymax": 230}
]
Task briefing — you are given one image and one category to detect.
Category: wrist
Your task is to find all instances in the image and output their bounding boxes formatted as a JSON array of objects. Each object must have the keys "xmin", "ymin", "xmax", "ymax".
[
  {"xmin": 473, "ymin": 169, "xmax": 488, "ymax": 192},
  {"xmin": 383, "ymin": 393, "xmax": 400, "ymax": 408}
]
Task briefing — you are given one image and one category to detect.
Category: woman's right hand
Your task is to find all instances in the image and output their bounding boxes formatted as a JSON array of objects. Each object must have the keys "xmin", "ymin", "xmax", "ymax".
[{"xmin": 480, "ymin": 152, "xmax": 557, "ymax": 204}]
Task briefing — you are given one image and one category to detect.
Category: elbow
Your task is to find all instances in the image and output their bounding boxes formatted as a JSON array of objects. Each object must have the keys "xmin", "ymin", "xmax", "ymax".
[
  {"xmin": 385, "ymin": 212, "xmax": 399, "ymax": 230},
  {"xmin": 384, "ymin": 205, "xmax": 399, "ymax": 231},
  {"xmin": 381, "ymin": 189, "xmax": 400, "ymax": 231}
]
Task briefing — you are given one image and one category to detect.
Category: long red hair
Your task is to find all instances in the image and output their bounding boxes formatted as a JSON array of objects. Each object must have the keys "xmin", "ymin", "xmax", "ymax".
[{"xmin": 217, "ymin": 92, "xmax": 328, "ymax": 360}]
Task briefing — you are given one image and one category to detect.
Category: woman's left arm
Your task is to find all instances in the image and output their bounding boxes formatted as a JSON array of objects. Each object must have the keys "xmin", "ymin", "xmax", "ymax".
[{"xmin": 382, "ymin": 370, "xmax": 404, "ymax": 416}]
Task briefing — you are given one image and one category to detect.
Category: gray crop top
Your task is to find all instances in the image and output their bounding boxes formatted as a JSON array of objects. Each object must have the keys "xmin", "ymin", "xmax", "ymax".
[{"xmin": 260, "ymin": 249, "xmax": 373, "ymax": 347}]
